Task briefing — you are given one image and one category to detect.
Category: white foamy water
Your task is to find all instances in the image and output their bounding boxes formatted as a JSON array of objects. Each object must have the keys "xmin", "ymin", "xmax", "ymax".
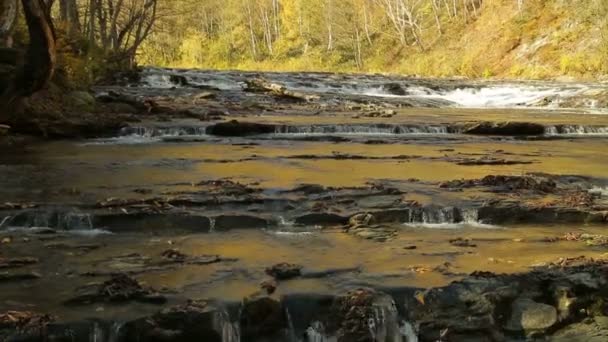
[
  {"xmin": 82, "ymin": 136, "xmax": 165, "ymax": 145},
  {"xmin": 545, "ymin": 125, "xmax": 608, "ymax": 136},
  {"xmin": 138, "ymin": 68, "xmax": 596, "ymax": 109},
  {"xmin": 3, "ymin": 226, "xmax": 113, "ymax": 236},
  {"xmin": 67, "ymin": 229, "xmax": 113, "ymax": 237},
  {"xmin": 401, "ymin": 321, "xmax": 418, "ymax": 342},
  {"xmin": 431, "ymin": 86, "xmax": 582, "ymax": 108},
  {"xmin": 589, "ymin": 186, "xmax": 608, "ymax": 197},
  {"xmin": 404, "ymin": 221, "xmax": 500, "ymax": 229}
]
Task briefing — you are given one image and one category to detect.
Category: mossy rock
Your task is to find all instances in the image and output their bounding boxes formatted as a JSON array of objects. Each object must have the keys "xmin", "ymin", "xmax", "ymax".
[{"xmin": 64, "ymin": 91, "xmax": 96, "ymax": 112}]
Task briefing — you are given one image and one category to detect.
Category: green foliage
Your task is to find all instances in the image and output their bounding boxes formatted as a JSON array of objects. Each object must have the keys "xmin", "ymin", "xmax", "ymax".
[{"xmin": 53, "ymin": 24, "xmax": 132, "ymax": 89}]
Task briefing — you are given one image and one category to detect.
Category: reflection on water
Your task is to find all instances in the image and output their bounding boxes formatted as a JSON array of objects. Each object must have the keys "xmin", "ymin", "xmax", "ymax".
[
  {"xmin": 1, "ymin": 133, "xmax": 607, "ymax": 202},
  {"xmin": 0, "ymin": 224, "xmax": 606, "ymax": 322}
]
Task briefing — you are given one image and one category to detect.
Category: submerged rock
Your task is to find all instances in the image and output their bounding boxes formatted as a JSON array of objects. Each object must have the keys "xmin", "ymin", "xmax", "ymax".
[
  {"xmin": 440, "ymin": 174, "xmax": 557, "ymax": 193},
  {"xmin": 65, "ymin": 273, "xmax": 166, "ymax": 305},
  {"xmin": 120, "ymin": 300, "xmax": 237, "ymax": 342},
  {"xmin": 265, "ymin": 262, "xmax": 303, "ymax": 280},
  {"xmin": 563, "ymin": 232, "xmax": 608, "ymax": 247},
  {"xmin": 449, "ymin": 238, "xmax": 477, "ymax": 248}
]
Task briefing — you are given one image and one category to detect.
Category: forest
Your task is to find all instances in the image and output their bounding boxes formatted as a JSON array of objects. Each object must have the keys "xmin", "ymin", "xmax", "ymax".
[
  {"xmin": 142, "ymin": 0, "xmax": 608, "ymax": 78},
  {"xmin": 2, "ymin": 0, "xmax": 608, "ymax": 87}
]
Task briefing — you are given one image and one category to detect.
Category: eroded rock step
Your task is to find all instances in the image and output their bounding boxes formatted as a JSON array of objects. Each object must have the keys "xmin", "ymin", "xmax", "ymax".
[
  {"xmin": 117, "ymin": 121, "xmax": 608, "ymax": 140},
  {"xmin": 2, "ymin": 174, "xmax": 607, "ymax": 234},
  {"xmin": 2, "ymin": 256, "xmax": 608, "ymax": 341}
]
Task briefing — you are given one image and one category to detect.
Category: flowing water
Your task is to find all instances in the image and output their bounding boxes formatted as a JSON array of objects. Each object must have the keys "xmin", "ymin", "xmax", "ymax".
[{"xmin": 2, "ymin": 68, "xmax": 608, "ymax": 340}]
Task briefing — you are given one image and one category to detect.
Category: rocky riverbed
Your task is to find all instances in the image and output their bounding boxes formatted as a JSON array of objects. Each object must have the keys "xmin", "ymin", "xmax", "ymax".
[{"xmin": 1, "ymin": 68, "xmax": 608, "ymax": 341}]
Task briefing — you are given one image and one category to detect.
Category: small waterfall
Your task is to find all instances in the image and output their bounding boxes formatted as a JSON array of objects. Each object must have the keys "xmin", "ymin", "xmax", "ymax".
[
  {"xmin": 4, "ymin": 210, "xmax": 111, "ymax": 235},
  {"xmin": 10, "ymin": 210, "xmax": 56, "ymax": 228},
  {"xmin": 405, "ymin": 206, "xmax": 497, "ymax": 229},
  {"xmin": 420, "ymin": 207, "xmax": 460, "ymax": 224},
  {"xmin": 119, "ymin": 126, "xmax": 208, "ymax": 138},
  {"xmin": 0, "ymin": 216, "xmax": 11, "ymax": 229},
  {"xmin": 545, "ymin": 125, "xmax": 608, "ymax": 135},
  {"xmin": 91, "ymin": 321, "xmax": 104, "ymax": 342},
  {"xmin": 400, "ymin": 321, "xmax": 418, "ymax": 342},
  {"xmin": 461, "ymin": 208, "xmax": 479, "ymax": 223},
  {"xmin": 589, "ymin": 186, "xmax": 608, "ymax": 198},
  {"xmin": 58, "ymin": 212, "xmax": 94, "ymax": 231},
  {"xmin": 108, "ymin": 322, "xmax": 124, "ymax": 342},
  {"xmin": 209, "ymin": 217, "xmax": 216, "ymax": 233},
  {"xmin": 220, "ymin": 321, "xmax": 240, "ymax": 342},
  {"xmin": 87, "ymin": 321, "xmax": 123, "ymax": 342},
  {"xmin": 274, "ymin": 124, "xmax": 450, "ymax": 135},
  {"xmin": 305, "ymin": 322, "xmax": 336, "ymax": 342},
  {"xmin": 285, "ymin": 308, "xmax": 299, "ymax": 342}
]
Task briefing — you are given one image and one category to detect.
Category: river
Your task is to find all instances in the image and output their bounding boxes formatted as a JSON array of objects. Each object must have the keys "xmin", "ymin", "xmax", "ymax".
[{"xmin": 1, "ymin": 68, "xmax": 608, "ymax": 341}]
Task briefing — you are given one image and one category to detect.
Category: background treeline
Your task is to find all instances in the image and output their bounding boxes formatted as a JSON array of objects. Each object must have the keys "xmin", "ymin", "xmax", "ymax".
[{"xmin": 140, "ymin": 0, "xmax": 608, "ymax": 79}]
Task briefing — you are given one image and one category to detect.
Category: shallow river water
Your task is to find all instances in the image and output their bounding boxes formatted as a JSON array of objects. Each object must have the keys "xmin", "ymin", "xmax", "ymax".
[{"xmin": 1, "ymin": 69, "xmax": 608, "ymax": 340}]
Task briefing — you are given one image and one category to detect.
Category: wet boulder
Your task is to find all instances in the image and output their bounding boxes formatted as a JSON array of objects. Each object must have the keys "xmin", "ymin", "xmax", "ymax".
[
  {"xmin": 265, "ymin": 262, "xmax": 303, "ymax": 280},
  {"xmin": 306, "ymin": 288, "xmax": 403, "ymax": 342},
  {"xmin": 406, "ymin": 257, "xmax": 608, "ymax": 341},
  {"xmin": 0, "ymin": 311, "xmax": 54, "ymax": 341},
  {"xmin": 205, "ymin": 120, "xmax": 277, "ymax": 136},
  {"xmin": 381, "ymin": 83, "xmax": 407, "ymax": 96},
  {"xmin": 169, "ymin": 74, "xmax": 189, "ymax": 86},
  {"xmin": 240, "ymin": 297, "xmax": 289, "ymax": 340},
  {"xmin": 65, "ymin": 91, "xmax": 96, "ymax": 112},
  {"xmin": 120, "ymin": 300, "xmax": 237, "ymax": 342},
  {"xmin": 65, "ymin": 273, "xmax": 166, "ymax": 305},
  {"xmin": 505, "ymin": 298, "xmax": 558, "ymax": 333},
  {"xmin": 244, "ymin": 78, "xmax": 320, "ymax": 102},
  {"xmin": 462, "ymin": 121, "xmax": 545, "ymax": 136}
]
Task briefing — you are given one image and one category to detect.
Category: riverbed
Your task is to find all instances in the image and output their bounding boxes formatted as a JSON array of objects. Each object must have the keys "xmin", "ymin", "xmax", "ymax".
[{"xmin": 1, "ymin": 69, "xmax": 608, "ymax": 341}]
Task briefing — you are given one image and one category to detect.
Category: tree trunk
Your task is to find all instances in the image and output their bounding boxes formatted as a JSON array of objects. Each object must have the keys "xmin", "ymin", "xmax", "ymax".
[
  {"xmin": 0, "ymin": 0, "xmax": 19, "ymax": 47},
  {"xmin": 2, "ymin": 0, "xmax": 56, "ymax": 105}
]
